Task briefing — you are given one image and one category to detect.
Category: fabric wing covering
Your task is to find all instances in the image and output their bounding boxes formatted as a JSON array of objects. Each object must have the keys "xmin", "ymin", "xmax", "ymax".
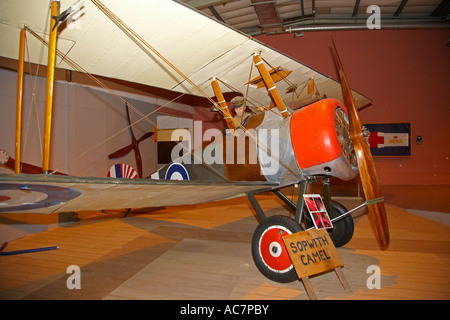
[{"xmin": 0, "ymin": 0, "xmax": 371, "ymax": 109}]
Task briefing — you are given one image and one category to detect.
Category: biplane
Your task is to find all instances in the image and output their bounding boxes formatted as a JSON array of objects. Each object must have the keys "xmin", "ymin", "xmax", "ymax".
[{"xmin": 0, "ymin": 0, "xmax": 388, "ymax": 283}]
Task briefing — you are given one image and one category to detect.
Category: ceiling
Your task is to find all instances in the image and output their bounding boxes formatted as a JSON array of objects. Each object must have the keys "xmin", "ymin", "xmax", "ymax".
[{"xmin": 181, "ymin": 0, "xmax": 450, "ymax": 35}]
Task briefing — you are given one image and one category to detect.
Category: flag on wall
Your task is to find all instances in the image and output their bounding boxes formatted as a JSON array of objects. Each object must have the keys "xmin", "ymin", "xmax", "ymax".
[{"xmin": 364, "ymin": 123, "xmax": 412, "ymax": 156}]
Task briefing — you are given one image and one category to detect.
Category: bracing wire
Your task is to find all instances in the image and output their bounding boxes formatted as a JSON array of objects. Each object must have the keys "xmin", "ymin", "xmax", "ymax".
[
  {"xmin": 91, "ymin": 0, "xmax": 303, "ymax": 180},
  {"xmin": 21, "ymin": 0, "xmax": 304, "ymax": 181}
]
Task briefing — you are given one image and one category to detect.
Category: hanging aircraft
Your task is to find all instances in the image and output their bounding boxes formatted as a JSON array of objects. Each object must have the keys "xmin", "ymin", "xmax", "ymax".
[{"xmin": 0, "ymin": 0, "xmax": 388, "ymax": 283}]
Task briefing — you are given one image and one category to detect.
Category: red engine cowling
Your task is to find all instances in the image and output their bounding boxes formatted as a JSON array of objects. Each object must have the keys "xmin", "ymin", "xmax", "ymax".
[{"xmin": 290, "ymin": 98, "xmax": 358, "ymax": 181}]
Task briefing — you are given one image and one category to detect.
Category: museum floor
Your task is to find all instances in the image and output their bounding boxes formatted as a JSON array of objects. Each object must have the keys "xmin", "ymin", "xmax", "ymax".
[{"xmin": 0, "ymin": 185, "xmax": 449, "ymax": 300}]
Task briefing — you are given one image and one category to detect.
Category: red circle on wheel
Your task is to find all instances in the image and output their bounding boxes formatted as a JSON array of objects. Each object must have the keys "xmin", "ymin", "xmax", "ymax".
[{"xmin": 259, "ymin": 226, "xmax": 293, "ymax": 273}]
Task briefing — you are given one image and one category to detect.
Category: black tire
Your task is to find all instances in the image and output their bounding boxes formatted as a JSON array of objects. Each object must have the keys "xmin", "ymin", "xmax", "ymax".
[
  {"xmin": 252, "ymin": 215, "xmax": 302, "ymax": 283},
  {"xmin": 327, "ymin": 201, "xmax": 354, "ymax": 247}
]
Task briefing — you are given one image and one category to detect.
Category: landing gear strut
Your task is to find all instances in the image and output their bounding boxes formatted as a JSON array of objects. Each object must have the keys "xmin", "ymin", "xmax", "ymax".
[{"xmin": 247, "ymin": 177, "xmax": 354, "ymax": 283}]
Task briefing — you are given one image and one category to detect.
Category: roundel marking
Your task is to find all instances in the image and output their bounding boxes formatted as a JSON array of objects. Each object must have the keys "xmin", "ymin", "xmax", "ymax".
[
  {"xmin": 0, "ymin": 183, "xmax": 82, "ymax": 213},
  {"xmin": 165, "ymin": 163, "xmax": 189, "ymax": 181}
]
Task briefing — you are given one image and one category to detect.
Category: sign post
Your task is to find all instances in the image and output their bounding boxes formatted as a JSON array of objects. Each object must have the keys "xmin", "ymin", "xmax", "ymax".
[{"xmin": 282, "ymin": 229, "xmax": 352, "ymax": 299}]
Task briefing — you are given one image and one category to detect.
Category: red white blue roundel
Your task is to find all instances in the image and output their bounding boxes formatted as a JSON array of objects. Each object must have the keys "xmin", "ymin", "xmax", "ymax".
[
  {"xmin": 0, "ymin": 183, "xmax": 81, "ymax": 213},
  {"xmin": 165, "ymin": 163, "xmax": 189, "ymax": 181},
  {"xmin": 108, "ymin": 164, "xmax": 139, "ymax": 179}
]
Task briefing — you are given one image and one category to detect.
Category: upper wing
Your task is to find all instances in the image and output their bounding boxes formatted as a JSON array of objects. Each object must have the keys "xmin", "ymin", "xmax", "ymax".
[{"xmin": 0, "ymin": 0, "xmax": 371, "ymax": 108}]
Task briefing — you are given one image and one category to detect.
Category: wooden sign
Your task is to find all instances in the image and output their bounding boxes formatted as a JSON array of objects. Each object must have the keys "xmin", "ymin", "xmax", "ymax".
[
  {"xmin": 283, "ymin": 229, "xmax": 350, "ymax": 299},
  {"xmin": 282, "ymin": 229, "xmax": 343, "ymax": 279}
]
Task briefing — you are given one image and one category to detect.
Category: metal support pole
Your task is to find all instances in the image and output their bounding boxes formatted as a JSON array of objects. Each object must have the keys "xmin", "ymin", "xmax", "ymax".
[
  {"xmin": 272, "ymin": 181, "xmax": 309, "ymax": 224},
  {"xmin": 15, "ymin": 28, "xmax": 26, "ymax": 174},
  {"xmin": 247, "ymin": 192, "xmax": 267, "ymax": 221},
  {"xmin": 294, "ymin": 180, "xmax": 308, "ymax": 223},
  {"xmin": 322, "ymin": 176, "xmax": 332, "ymax": 214},
  {"xmin": 0, "ymin": 242, "xmax": 59, "ymax": 256},
  {"xmin": 272, "ymin": 188, "xmax": 297, "ymax": 211}
]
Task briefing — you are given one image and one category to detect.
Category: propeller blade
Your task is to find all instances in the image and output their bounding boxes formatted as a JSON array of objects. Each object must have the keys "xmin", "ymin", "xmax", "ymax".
[
  {"xmin": 331, "ymin": 37, "xmax": 390, "ymax": 250},
  {"xmin": 125, "ymin": 102, "xmax": 136, "ymax": 141},
  {"xmin": 134, "ymin": 146, "xmax": 143, "ymax": 179},
  {"xmin": 137, "ymin": 131, "xmax": 154, "ymax": 143},
  {"xmin": 108, "ymin": 144, "xmax": 133, "ymax": 159}
]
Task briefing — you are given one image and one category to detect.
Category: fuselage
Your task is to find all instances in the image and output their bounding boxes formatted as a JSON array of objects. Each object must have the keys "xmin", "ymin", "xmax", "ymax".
[{"xmin": 155, "ymin": 98, "xmax": 359, "ymax": 187}]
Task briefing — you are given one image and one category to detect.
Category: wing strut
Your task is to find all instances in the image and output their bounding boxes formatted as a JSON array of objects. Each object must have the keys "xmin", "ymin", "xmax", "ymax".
[
  {"xmin": 253, "ymin": 53, "xmax": 290, "ymax": 118},
  {"xmin": 211, "ymin": 79, "xmax": 237, "ymax": 131},
  {"xmin": 15, "ymin": 27, "xmax": 26, "ymax": 174},
  {"xmin": 42, "ymin": 0, "xmax": 60, "ymax": 174}
]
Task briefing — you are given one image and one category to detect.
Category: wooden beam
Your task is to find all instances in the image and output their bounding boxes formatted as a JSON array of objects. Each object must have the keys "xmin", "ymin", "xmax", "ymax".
[{"xmin": 208, "ymin": 6, "xmax": 225, "ymax": 23}]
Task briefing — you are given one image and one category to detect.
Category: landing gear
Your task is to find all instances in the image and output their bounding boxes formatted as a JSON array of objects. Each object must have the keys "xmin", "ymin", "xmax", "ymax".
[
  {"xmin": 326, "ymin": 200, "xmax": 354, "ymax": 248},
  {"xmin": 252, "ymin": 215, "xmax": 302, "ymax": 283},
  {"xmin": 248, "ymin": 177, "xmax": 354, "ymax": 283}
]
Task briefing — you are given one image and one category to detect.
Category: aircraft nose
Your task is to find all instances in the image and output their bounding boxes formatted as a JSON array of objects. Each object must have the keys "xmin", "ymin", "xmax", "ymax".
[{"xmin": 290, "ymin": 98, "xmax": 344, "ymax": 171}]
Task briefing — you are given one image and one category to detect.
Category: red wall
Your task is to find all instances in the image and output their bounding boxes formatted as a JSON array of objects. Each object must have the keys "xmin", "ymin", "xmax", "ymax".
[{"xmin": 256, "ymin": 29, "xmax": 450, "ymax": 185}]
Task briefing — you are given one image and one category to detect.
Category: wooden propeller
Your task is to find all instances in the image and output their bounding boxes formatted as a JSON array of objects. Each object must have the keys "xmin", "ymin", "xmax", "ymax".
[
  {"xmin": 108, "ymin": 103, "xmax": 154, "ymax": 179},
  {"xmin": 331, "ymin": 37, "xmax": 390, "ymax": 250}
]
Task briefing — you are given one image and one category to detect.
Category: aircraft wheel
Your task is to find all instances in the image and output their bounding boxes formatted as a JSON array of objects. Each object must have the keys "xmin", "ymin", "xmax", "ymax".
[
  {"xmin": 252, "ymin": 215, "xmax": 302, "ymax": 283},
  {"xmin": 327, "ymin": 201, "xmax": 354, "ymax": 247}
]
